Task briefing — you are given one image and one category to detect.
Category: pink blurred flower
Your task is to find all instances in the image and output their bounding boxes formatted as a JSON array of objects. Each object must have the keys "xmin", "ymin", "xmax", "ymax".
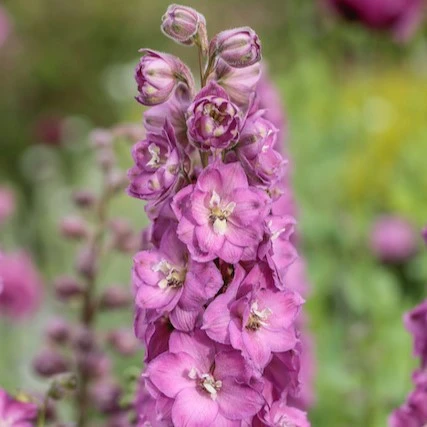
[
  {"xmin": 0, "ymin": 251, "xmax": 43, "ymax": 319},
  {"xmin": 325, "ymin": 0, "xmax": 424, "ymax": 41},
  {"xmin": 0, "ymin": 388, "xmax": 38, "ymax": 425},
  {"xmin": 370, "ymin": 215, "xmax": 418, "ymax": 263},
  {"xmin": 0, "ymin": 186, "xmax": 15, "ymax": 226}
]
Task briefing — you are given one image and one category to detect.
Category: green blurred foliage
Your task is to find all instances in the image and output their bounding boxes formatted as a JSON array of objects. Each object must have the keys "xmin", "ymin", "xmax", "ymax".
[{"xmin": 0, "ymin": 1, "xmax": 427, "ymax": 426}]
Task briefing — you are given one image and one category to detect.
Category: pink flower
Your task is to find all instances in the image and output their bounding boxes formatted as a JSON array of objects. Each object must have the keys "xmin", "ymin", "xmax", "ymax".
[
  {"xmin": 186, "ymin": 82, "xmax": 242, "ymax": 151},
  {"xmin": 261, "ymin": 400, "xmax": 310, "ymax": 426},
  {"xmin": 127, "ymin": 120, "xmax": 186, "ymax": 204},
  {"xmin": 259, "ymin": 215, "xmax": 298, "ymax": 288},
  {"xmin": 172, "ymin": 161, "xmax": 270, "ymax": 263},
  {"xmin": 237, "ymin": 114, "xmax": 286, "ymax": 188},
  {"xmin": 325, "ymin": 0, "xmax": 424, "ymax": 41},
  {"xmin": 0, "ymin": 251, "xmax": 42, "ymax": 319},
  {"xmin": 404, "ymin": 299, "xmax": 427, "ymax": 363},
  {"xmin": 204, "ymin": 264, "xmax": 303, "ymax": 369},
  {"xmin": 145, "ymin": 330, "xmax": 264, "ymax": 426},
  {"xmin": 133, "ymin": 225, "xmax": 222, "ymax": 331},
  {"xmin": 0, "ymin": 186, "xmax": 15, "ymax": 226},
  {"xmin": 0, "ymin": 388, "xmax": 38, "ymax": 426}
]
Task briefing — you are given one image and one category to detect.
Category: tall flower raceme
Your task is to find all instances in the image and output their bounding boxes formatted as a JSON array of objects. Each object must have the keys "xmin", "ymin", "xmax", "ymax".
[
  {"xmin": 129, "ymin": 5, "xmax": 311, "ymax": 426},
  {"xmin": 389, "ymin": 228, "xmax": 427, "ymax": 427},
  {"xmin": 323, "ymin": 0, "xmax": 425, "ymax": 42}
]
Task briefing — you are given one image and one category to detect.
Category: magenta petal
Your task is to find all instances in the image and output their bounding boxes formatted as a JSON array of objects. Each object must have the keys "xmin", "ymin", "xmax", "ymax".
[
  {"xmin": 217, "ymin": 378, "xmax": 264, "ymax": 420},
  {"xmin": 242, "ymin": 329, "xmax": 272, "ymax": 369},
  {"xmin": 136, "ymin": 283, "xmax": 181, "ymax": 311},
  {"xmin": 170, "ymin": 306, "xmax": 200, "ymax": 332},
  {"xmin": 220, "ymin": 162, "xmax": 248, "ymax": 195},
  {"xmin": 196, "ymin": 225, "xmax": 224, "ymax": 253},
  {"xmin": 202, "ymin": 294, "xmax": 232, "ymax": 344},
  {"xmin": 172, "ymin": 387, "xmax": 219, "ymax": 427},
  {"xmin": 219, "ymin": 239, "xmax": 244, "ymax": 264},
  {"xmin": 146, "ymin": 352, "xmax": 196, "ymax": 398}
]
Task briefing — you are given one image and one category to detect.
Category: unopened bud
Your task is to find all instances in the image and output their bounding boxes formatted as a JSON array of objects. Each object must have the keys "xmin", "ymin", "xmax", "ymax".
[
  {"xmin": 59, "ymin": 216, "xmax": 88, "ymax": 240},
  {"xmin": 72, "ymin": 190, "xmax": 96, "ymax": 209},
  {"xmin": 45, "ymin": 318, "xmax": 70, "ymax": 344},
  {"xmin": 106, "ymin": 170, "xmax": 128, "ymax": 193},
  {"xmin": 33, "ymin": 349, "xmax": 69, "ymax": 377},
  {"xmin": 96, "ymin": 148, "xmax": 116, "ymax": 171},
  {"xmin": 76, "ymin": 350, "xmax": 111, "ymax": 379},
  {"xmin": 91, "ymin": 380, "xmax": 122, "ymax": 414},
  {"xmin": 48, "ymin": 373, "xmax": 77, "ymax": 400},
  {"xmin": 99, "ymin": 286, "xmax": 131, "ymax": 310},
  {"xmin": 54, "ymin": 276, "xmax": 83, "ymax": 301},
  {"xmin": 161, "ymin": 4, "xmax": 206, "ymax": 48},
  {"xmin": 109, "ymin": 219, "xmax": 139, "ymax": 253},
  {"xmin": 212, "ymin": 27, "xmax": 261, "ymax": 68},
  {"xmin": 107, "ymin": 329, "xmax": 140, "ymax": 357},
  {"xmin": 76, "ymin": 246, "xmax": 97, "ymax": 279},
  {"xmin": 73, "ymin": 327, "xmax": 96, "ymax": 352}
]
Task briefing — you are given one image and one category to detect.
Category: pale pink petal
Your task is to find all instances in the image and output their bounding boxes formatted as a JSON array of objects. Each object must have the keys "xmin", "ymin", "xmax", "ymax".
[{"xmin": 172, "ymin": 387, "xmax": 219, "ymax": 427}]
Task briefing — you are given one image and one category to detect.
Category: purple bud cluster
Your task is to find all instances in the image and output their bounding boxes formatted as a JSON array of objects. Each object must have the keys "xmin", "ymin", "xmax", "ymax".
[
  {"xmin": 389, "ymin": 229, "xmax": 427, "ymax": 426},
  {"xmin": 129, "ymin": 4, "xmax": 311, "ymax": 426}
]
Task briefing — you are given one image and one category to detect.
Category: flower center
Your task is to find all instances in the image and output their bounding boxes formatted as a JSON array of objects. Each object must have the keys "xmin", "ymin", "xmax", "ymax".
[
  {"xmin": 153, "ymin": 260, "xmax": 186, "ymax": 289},
  {"xmin": 188, "ymin": 368, "xmax": 222, "ymax": 400},
  {"xmin": 246, "ymin": 301, "xmax": 272, "ymax": 331},
  {"xmin": 278, "ymin": 416, "xmax": 296, "ymax": 427},
  {"xmin": 146, "ymin": 143, "xmax": 162, "ymax": 168},
  {"xmin": 204, "ymin": 103, "xmax": 226, "ymax": 124},
  {"xmin": 208, "ymin": 191, "xmax": 236, "ymax": 235}
]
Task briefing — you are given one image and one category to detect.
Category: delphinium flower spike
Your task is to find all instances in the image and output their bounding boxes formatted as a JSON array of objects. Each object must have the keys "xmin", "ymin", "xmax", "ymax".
[{"xmin": 129, "ymin": 4, "xmax": 311, "ymax": 426}]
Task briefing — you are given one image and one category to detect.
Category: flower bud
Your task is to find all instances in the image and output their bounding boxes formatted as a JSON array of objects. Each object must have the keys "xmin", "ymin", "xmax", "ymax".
[
  {"xmin": 135, "ymin": 49, "xmax": 193, "ymax": 106},
  {"xmin": 59, "ymin": 216, "xmax": 88, "ymax": 240},
  {"xmin": 91, "ymin": 380, "xmax": 122, "ymax": 414},
  {"xmin": 212, "ymin": 27, "xmax": 261, "ymax": 68},
  {"xmin": 32, "ymin": 349, "xmax": 69, "ymax": 377},
  {"xmin": 76, "ymin": 246, "xmax": 97, "ymax": 279},
  {"xmin": 45, "ymin": 318, "xmax": 70, "ymax": 344},
  {"xmin": 99, "ymin": 286, "xmax": 132, "ymax": 310},
  {"xmin": 72, "ymin": 190, "xmax": 96, "ymax": 209},
  {"xmin": 161, "ymin": 4, "xmax": 206, "ymax": 47},
  {"xmin": 90, "ymin": 129, "xmax": 113, "ymax": 148},
  {"xmin": 54, "ymin": 276, "xmax": 83, "ymax": 301},
  {"xmin": 77, "ymin": 350, "xmax": 111, "ymax": 379},
  {"xmin": 73, "ymin": 327, "xmax": 96, "ymax": 352}
]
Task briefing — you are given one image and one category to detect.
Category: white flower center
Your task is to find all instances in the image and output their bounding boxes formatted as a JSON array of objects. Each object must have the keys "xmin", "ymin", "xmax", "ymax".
[
  {"xmin": 153, "ymin": 260, "xmax": 186, "ymax": 289},
  {"xmin": 209, "ymin": 191, "xmax": 236, "ymax": 236},
  {"xmin": 146, "ymin": 143, "xmax": 162, "ymax": 168},
  {"xmin": 246, "ymin": 301, "xmax": 272, "ymax": 331},
  {"xmin": 188, "ymin": 367, "xmax": 222, "ymax": 400}
]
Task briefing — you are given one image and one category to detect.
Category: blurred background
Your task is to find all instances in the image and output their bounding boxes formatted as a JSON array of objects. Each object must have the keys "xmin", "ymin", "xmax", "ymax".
[{"xmin": 0, "ymin": 0, "xmax": 426, "ymax": 425}]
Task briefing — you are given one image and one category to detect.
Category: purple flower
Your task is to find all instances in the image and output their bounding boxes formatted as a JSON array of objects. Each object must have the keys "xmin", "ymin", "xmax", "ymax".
[
  {"xmin": 370, "ymin": 215, "xmax": 418, "ymax": 263},
  {"xmin": 237, "ymin": 114, "xmax": 286, "ymax": 188},
  {"xmin": 325, "ymin": 0, "xmax": 423, "ymax": 41},
  {"xmin": 390, "ymin": 382, "xmax": 427, "ymax": 427},
  {"xmin": 0, "ymin": 251, "xmax": 42, "ymax": 319},
  {"xmin": 172, "ymin": 161, "xmax": 270, "ymax": 263},
  {"xmin": 144, "ymin": 84, "xmax": 192, "ymax": 146},
  {"xmin": 145, "ymin": 330, "xmax": 264, "ymax": 425},
  {"xmin": 0, "ymin": 186, "xmax": 15, "ymax": 226},
  {"xmin": 161, "ymin": 4, "xmax": 207, "ymax": 47},
  {"xmin": 261, "ymin": 400, "xmax": 310, "ymax": 426},
  {"xmin": 186, "ymin": 81, "xmax": 242, "ymax": 151},
  {"xmin": 404, "ymin": 299, "xmax": 427, "ymax": 363},
  {"xmin": 211, "ymin": 27, "xmax": 262, "ymax": 68},
  {"xmin": 127, "ymin": 120, "xmax": 185, "ymax": 204},
  {"xmin": 204, "ymin": 264, "xmax": 303, "ymax": 369},
  {"xmin": 0, "ymin": 388, "xmax": 38, "ymax": 426},
  {"xmin": 135, "ymin": 50, "xmax": 193, "ymax": 106},
  {"xmin": 259, "ymin": 215, "xmax": 298, "ymax": 288},
  {"xmin": 211, "ymin": 59, "xmax": 261, "ymax": 109},
  {"xmin": 133, "ymin": 226, "xmax": 223, "ymax": 331}
]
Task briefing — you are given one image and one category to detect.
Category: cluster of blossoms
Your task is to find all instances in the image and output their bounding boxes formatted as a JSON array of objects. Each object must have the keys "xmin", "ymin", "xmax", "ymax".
[
  {"xmin": 324, "ymin": 0, "xmax": 424, "ymax": 41},
  {"xmin": 389, "ymin": 229, "xmax": 427, "ymax": 426},
  {"xmin": 128, "ymin": 4, "xmax": 310, "ymax": 426}
]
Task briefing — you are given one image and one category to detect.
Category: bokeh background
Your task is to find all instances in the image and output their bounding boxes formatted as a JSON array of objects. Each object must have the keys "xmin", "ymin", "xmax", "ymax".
[{"xmin": 1, "ymin": 0, "xmax": 427, "ymax": 426}]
